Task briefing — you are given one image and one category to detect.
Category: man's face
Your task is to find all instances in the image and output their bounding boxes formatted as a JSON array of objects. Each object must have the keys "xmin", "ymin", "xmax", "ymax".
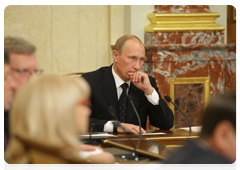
[
  {"xmin": 4, "ymin": 64, "xmax": 16, "ymax": 110},
  {"xmin": 10, "ymin": 53, "xmax": 38, "ymax": 94},
  {"xmin": 113, "ymin": 39, "xmax": 145, "ymax": 82}
]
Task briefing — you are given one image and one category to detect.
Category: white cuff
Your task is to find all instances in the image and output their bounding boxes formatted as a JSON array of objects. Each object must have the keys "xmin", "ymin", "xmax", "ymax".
[
  {"xmin": 145, "ymin": 89, "xmax": 159, "ymax": 105},
  {"xmin": 103, "ymin": 121, "xmax": 114, "ymax": 132}
]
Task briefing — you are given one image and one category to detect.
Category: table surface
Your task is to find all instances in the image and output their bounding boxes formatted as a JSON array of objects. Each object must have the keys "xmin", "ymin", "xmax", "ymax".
[{"xmin": 100, "ymin": 129, "xmax": 200, "ymax": 164}]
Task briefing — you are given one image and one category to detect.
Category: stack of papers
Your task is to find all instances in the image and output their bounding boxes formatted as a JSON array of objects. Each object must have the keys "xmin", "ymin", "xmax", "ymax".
[
  {"xmin": 142, "ymin": 132, "xmax": 166, "ymax": 135},
  {"xmin": 80, "ymin": 133, "xmax": 117, "ymax": 139},
  {"xmin": 178, "ymin": 126, "xmax": 202, "ymax": 133}
]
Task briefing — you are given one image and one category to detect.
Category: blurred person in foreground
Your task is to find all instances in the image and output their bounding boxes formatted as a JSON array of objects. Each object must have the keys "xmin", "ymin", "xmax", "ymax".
[
  {"xmin": 4, "ymin": 36, "xmax": 42, "ymax": 150},
  {"xmin": 4, "ymin": 51, "xmax": 17, "ymax": 151},
  {"xmin": 4, "ymin": 75, "xmax": 115, "ymax": 164},
  {"xmin": 163, "ymin": 92, "xmax": 236, "ymax": 164}
]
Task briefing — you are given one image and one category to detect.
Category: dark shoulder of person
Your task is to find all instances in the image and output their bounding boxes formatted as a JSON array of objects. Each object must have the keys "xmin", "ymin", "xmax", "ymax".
[
  {"xmin": 82, "ymin": 66, "xmax": 109, "ymax": 83},
  {"xmin": 148, "ymin": 75, "xmax": 157, "ymax": 86}
]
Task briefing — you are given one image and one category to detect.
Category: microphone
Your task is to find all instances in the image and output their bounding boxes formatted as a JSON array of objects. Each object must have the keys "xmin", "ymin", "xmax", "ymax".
[
  {"xmin": 164, "ymin": 95, "xmax": 192, "ymax": 134},
  {"xmin": 89, "ymin": 123, "xmax": 95, "ymax": 144},
  {"xmin": 108, "ymin": 106, "xmax": 126, "ymax": 131},
  {"xmin": 127, "ymin": 95, "xmax": 142, "ymax": 137},
  {"xmin": 108, "ymin": 106, "xmax": 139, "ymax": 161}
]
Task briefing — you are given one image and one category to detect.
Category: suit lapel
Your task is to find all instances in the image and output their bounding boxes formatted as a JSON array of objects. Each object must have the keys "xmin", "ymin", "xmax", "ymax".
[{"xmin": 102, "ymin": 66, "xmax": 119, "ymax": 118}]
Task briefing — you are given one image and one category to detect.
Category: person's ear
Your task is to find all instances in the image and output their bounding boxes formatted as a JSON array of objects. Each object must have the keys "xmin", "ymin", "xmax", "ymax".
[
  {"xmin": 211, "ymin": 120, "xmax": 238, "ymax": 164},
  {"xmin": 112, "ymin": 50, "xmax": 118, "ymax": 63},
  {"xmin": 212, "ymin": 120, "xmax": 236, "ymax": 161}
]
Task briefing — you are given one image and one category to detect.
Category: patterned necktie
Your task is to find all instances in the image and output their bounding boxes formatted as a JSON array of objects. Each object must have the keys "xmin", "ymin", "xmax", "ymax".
[{"xmin": 119, "ymin": 83, "xmax": 128, "ymax": 122}]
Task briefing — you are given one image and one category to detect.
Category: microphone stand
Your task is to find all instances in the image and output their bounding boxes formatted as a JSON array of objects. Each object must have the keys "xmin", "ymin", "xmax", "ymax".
[
  {"xmin": 89, "ymin": 123, "xmax": 95, "ymax": 144},
  {"xmin": 109, "ymin": 106, "xmax": 139, "ymax": 161},
  {"xmin": 165, "ymin": 95, "xmax": 192, "ymax": 134},
  {"xmin": 113, "ymin": 121, "xmax": 139, "ymax": 161},
  {"xmin": 127, "ymin": 95, "xmax": 142, "ymax": 138},
  {"xmin": 170, "ymin": 100, "xmax": 192, "ymax": 134}
]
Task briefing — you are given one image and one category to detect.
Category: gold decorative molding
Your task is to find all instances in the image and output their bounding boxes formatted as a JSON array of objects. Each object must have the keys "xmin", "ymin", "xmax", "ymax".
[
  {"xmin": 147, "ymin": 136, "xmax": 198, "ymax": 140},
  {"xmin": 145, "ymin": 13, "xmax": 225, "ymax": 32},
  {"xmin": 169, "ymin": 77, "xmax": 210, "ymax": 129},
  {"xmin": 63, "ymin": 72, "xmax": 84, "ymax": 77},
  {"xmin": 233, "ymin": 5, "xmax": 238, "ymax": 21}
]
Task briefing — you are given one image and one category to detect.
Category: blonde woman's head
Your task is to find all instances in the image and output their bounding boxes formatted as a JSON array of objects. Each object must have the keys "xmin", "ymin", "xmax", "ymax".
[{"xmin": 10, "ymin": 75, "xmax": 91, "ymax": 148}]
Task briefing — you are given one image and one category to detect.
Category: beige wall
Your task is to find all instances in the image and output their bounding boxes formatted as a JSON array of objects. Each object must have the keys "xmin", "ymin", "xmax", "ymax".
[
  {"xmin": 4, "ymin": 5, "xmax": 125, "ymax": 74},
  {"xmin": 209, "ymin": 5, "xmax": 227, "ymax": 43},
  {"xmin": 4, "ymin": 5, "xmax": 227, "ymax": 74}
]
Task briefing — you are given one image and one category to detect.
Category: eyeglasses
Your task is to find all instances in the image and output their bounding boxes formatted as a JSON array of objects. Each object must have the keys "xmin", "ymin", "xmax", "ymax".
[
  {"xmin": 11, "ymin": 68, "xmax": 44, "ymax": 77},
  {"xmin": 79, "ymin": 99, "xmax": 91, "ymax": 108}
]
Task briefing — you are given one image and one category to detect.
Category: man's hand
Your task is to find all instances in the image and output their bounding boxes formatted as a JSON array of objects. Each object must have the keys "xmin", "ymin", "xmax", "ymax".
[
  {"xmin": 117, "ymin": 123, "xmax": 146, "ymax": 134},
  {"xmin": 86, "ymin": 150, "xmax": 115, "ymax": 164},
  {"xmin": 128, "ymin": 71, "xmax": 154, "ymax": 95},
  {"xmin": 79, "ymin": 144, "xmax": 115, "ymax": 163}
]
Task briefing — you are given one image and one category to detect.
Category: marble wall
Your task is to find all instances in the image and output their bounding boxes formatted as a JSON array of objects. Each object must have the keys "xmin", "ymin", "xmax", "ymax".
[
  {"xmin": 144, "ymin": 32, "xmax": 236, "ymax": 128},
  {"xmin": 143, "ymin": 5, "xmax": 235, "ymax": 130},
  {"xmin": 4, "ymin": 5, "xmax": 125, "ymax": 74}
]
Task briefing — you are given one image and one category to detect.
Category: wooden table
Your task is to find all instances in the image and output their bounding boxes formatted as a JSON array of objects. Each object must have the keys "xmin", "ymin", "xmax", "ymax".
[{"xmin": 102, "ymin": 129, "xmax": 199, "ymax": 163}]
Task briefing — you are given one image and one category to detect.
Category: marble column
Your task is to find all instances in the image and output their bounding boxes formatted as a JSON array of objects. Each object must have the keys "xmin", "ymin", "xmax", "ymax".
[{"xmin": 144, "ymin": 5, "xmax": 236, "ymax": 130}]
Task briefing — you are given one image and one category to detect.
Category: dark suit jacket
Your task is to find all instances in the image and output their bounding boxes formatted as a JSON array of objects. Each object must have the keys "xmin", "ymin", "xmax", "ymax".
[
  {"xmin": 4, "ymin": 110, "xmax": 9, "ymax": 151},
  {"xmin": 162, "ymin": 139, "xmax": 231, "ymax": 164},
  {"xmin": 82, "ymin": 65, "xmax": 174, "ymax": 132}
]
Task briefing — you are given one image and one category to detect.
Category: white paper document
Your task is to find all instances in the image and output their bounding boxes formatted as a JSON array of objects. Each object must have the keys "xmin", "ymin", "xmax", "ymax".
[
  {"xmin": 80, "ymin": 133, "xmax": 117, "ymax": 139},
  {"xmin": 179, "ymin": 126, "xmax": 202, "ymax": 132},
  {"xmin": 142, "ymin": 132, "xmax": 166, "ymax": 135}
]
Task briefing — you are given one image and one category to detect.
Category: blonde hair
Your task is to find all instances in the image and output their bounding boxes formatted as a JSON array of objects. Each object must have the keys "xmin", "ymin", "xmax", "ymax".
[{"xmin": 5, "ymin": 75, "xmax": 90, "ymax": 163}]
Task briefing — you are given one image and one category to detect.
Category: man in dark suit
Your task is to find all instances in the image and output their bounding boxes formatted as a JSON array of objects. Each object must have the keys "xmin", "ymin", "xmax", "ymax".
[
  {"xmin": 163, "ymin": 93, "xmax": 236, "ymax": 164},
  {"xmin": 82, "ymin": 35, "xmax": 174, "ymax": 134}
]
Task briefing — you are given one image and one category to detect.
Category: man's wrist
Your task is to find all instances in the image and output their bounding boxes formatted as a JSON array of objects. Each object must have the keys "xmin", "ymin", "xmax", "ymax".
[
  {"xmin": 145, "ymin": 89, "xmax": 160, "ymax": 105},
  {"xmin": 103, "ymin": 121, "xmax": 114, "ymax": 132},
  {"xmin": 144, "ymin": 86, "xmax": 154, "ymax": 95}
]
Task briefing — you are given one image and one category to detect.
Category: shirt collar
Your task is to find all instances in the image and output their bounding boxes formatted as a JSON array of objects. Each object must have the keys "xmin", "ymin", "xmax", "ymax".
[{"xmin": 112, "ymin": 66, "xmax": 131, "ymax": 88}]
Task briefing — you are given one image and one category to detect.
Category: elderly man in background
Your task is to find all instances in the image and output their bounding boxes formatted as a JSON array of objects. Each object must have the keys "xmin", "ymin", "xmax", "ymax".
[
  {"xmin": 4, "ymin": 36, "xmax": 42, "ymax": 150},
  {"xmin": 4, "ymin": 36, "xmax": 42, "ymax": 95}
]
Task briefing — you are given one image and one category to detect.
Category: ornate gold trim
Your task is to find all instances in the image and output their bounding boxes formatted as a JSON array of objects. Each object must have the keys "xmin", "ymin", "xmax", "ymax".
[
  {"xmin": 165, "ymin": 145, "xmax": 182, "ymax": 148},
  {"xmin": 233, "ymin": 5, "xmax": 238, "ymax": 21},
  {"xmin": 147, "ymin": 136, "xmax": 199, "ymax": 140},
  {"xmin": 62, "ymin": 72, "xmax": 84, "ymax": 77},
  {"xmin": 169, "ymin": 77, "xmax": 210, "ymax": 129},
  {"xmin": 104, "ymin": 135, "xmax": 198, "ymax": 141},
  {"xmin": 145, "ymin": 12, "xmax": 225, "ymax": 32}
]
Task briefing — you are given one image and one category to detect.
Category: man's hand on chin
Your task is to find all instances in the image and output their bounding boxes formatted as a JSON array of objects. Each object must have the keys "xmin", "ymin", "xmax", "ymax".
[{"xmin": 128, "ymin": 71, "xmax": 154, "ymax": 95}]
